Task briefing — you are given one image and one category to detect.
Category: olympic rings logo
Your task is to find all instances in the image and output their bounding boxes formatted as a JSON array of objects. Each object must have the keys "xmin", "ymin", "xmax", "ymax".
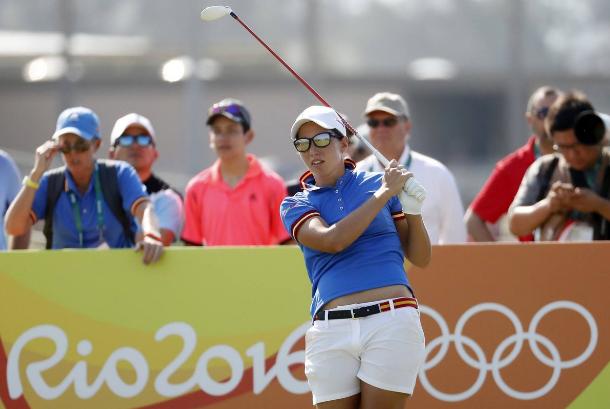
[{"xmin": 418, "ymin": 301, "xmax": 598, "ymax": 401}]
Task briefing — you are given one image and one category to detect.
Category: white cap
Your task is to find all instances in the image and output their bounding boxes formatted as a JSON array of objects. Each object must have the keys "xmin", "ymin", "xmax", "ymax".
[
  {"xmin": 290, "ymin": 106, "xmax": 347, "ymax": 140},
  {"xmin": 110, "ymin": 113, "xmax": 156, "ymax": 146}
]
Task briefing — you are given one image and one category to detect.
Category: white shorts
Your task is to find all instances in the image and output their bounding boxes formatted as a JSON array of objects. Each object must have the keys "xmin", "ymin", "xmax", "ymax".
[{"xmin": 304, "ymin": 299, "xmax": 426, "ymax": 405}]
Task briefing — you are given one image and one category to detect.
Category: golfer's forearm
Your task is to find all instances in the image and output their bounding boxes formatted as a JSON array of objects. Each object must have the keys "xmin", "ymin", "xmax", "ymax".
[
  {"xmin": 509, "ymin": 201, "xmax": 552, "ymax": 236},
  {"xmin": 403, "ymin": 215, "xmax": 431, "ymax": 267},
  {"xmin": 465, "ymin": 209, "xmax": 495, "ymax": 242},
  {"xmin": 325, "ymin": 189, "xmax": 394, "ymax": 251},
  {"xmin": 301, "ymin": 189, "xmax": 392, "ymax": 253}
]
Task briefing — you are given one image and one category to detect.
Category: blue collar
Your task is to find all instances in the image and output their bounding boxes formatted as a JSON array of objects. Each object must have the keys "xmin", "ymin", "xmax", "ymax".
[
  {"xmin": 299, "ymin": 159, "xmax": 357, "ymax": 191},
  {"xmin": 64, "ymin": 161, "xmax": 97, "ymax": 196}
]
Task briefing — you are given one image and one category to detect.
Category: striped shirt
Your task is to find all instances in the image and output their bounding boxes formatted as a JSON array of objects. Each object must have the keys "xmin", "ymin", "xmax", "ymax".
[{"xmin": 280, "ymin": 160, "xmax": 411, "ymax": 317}]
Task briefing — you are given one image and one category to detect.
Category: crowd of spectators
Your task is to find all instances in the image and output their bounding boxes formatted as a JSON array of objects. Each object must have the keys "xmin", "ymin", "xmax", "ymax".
[{"xmin": 2, "ymin": 87, "xmax": 609, "ymax": 260}]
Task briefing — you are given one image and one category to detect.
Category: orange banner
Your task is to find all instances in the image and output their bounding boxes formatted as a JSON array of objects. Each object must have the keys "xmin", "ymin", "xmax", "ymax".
[{"xmin": 409, "ymin": 242, "xmax": 609, "ymax": 409}]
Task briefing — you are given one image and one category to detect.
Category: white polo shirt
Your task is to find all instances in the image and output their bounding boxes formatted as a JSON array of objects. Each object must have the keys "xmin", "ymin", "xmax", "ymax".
[{"xmin": 356, "ymin": 146, "xmax": 466, "ymax": 244}]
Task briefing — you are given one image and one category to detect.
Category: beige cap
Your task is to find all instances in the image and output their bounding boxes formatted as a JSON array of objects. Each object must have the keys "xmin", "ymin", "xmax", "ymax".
[{"xmin": 364, "ymin": 92, "xmax": 410, "ymax": 118}]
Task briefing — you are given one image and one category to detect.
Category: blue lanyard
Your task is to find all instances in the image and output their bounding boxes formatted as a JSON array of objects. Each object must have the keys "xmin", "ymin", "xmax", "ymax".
[
  {"xmin": 403, "ymin": 151, "xmax": 412, "ymax": 170},
  {"xmin": 533, "ymin": 141, "xmax": 541, "ymax": 159},
  {"xmin": 67, "ymin": 167, "xmax": 105, "ymax": 247}
]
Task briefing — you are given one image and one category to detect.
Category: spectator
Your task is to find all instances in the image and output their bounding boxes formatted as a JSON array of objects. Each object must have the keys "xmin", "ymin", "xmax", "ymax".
[
  {"xmin": 182, "ymin": 98, "xmax": 290, "ymax": 246},
  {"xmin": 0, "ymin": 150, "xmax": 30, "ymax": 249},
  {"xmin": 357, "ymin": 92, "xmax": 466, "ymax": 244},
  {"xmin": 508, "ymin": 92, "xmax": 610, "ymax": 241},
  {"xmin": 5, "ymin": 106, "xmax": 163, "ymax": 264},
  {"xmin": 109, "ymin": 113, "xmax": 184, "ymax": 246},
  {"xmin": 465, "ymin": 86, "xmax": 561, "ymax": 242}
]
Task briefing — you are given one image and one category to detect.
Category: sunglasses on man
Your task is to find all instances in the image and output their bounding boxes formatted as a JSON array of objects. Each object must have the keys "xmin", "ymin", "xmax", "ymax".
[
  {"xmin": 57, "ymin": 138, "xmax": 92, "ymax": 154},
  {"xmin": 293, "ymin": 131, "xmax": 342, "ymax": 153},
  {"xmin": 534, "ymin": 107, "xmax": 549, "ymax": 120},
  {"xmin": 114, "ymin": 135, "xmax": 154, "ymax": 148},
  {"xmin": 209, "ymin": 103, "xmax": 251, "ymax": 131},
  {"xmin": 367, "ymin": 117, "xmax": 399, "ymax": 128},
  {"xmin": 210, "ymin": 103, "xmax": 243, "ymax": 117}
]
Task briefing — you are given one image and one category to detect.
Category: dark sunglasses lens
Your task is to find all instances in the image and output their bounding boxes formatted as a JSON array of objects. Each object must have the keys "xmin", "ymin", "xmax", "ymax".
[
  {"xmin": 367, "ymin": 118, "xmax": 398, "ymax": 128},
  {"xmin": 136, "ymin": 135, "xmax": 153, "ymax": 146},
  {"xmin": 383, "ymin": 118, "xmax": 398, "ymax": 127},
  {"xmin": 60, "ymin": 140, "xmax": 90, "ymax": 153},
  {"xmin": 74, "ymin": 140, "xmax": 90, "ymax": 152},
  {"xmin": 536, "ymin": 107, "xmax": 549, "ymax": 119},
  {"xmin": 313, "ymin": 133, "xmax": 331, "ymax": 148},
  {"xmin": 294, "ymin": 139, "xmax": 310, "ymax": 152},
  {"xmin": 224, "ymin": 105, "xmax": 241, "ymax": 115},
  {"xmin": 367, "ymin": 119, "xmax": 380, "ymax": 128}
]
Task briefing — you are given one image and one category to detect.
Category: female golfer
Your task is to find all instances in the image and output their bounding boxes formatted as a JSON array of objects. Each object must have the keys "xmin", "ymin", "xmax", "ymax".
[{"xmin": 281, "ymin": 106, "xmax": 430, "ymax": 409}]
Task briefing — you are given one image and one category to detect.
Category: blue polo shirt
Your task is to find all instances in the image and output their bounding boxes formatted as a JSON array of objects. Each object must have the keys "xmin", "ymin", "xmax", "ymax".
[
  {"xmin": 31, "ymin": 160, "xmax": 147, "ymax": 249},
  {"xmin": 280, "ymin": 161, "xmax": 410, "ymax": 317}
]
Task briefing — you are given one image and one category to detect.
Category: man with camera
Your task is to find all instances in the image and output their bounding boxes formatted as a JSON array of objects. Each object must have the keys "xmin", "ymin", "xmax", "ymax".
[{"xmin": 508, "ymin": 91, "xmax": 610, "ymax": 241}]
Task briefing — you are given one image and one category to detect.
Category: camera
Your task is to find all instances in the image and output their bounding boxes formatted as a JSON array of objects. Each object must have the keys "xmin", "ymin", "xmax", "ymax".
[{"xmin": 574, "ymin": 111, "xmax": 607, "ymax": 145}]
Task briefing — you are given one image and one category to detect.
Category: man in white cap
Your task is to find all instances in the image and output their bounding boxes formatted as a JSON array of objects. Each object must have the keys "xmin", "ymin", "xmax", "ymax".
[
  {"xmin": 109, "ymin": 113, "xmax": 183, "ymax": 246},
  {"xmin": 357, "ymin": 92, "xmax": 466, "ymax": 244}
]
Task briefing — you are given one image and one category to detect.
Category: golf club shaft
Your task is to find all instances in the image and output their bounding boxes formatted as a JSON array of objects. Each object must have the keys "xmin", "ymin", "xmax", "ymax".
[{"xmin": 229, "ymin": 12, "xmax": 390, "ymax": 168}]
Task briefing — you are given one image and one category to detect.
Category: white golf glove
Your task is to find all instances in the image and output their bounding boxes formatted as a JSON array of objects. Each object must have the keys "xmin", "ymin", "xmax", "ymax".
[{"xmin": 400, "ymin": 177, "xmax": 426, "ymax": 215}]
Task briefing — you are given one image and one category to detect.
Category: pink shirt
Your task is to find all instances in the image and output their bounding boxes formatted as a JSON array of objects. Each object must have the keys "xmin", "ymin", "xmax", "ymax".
[{"xmin": 182, "ymin": 154, "xmax": 290, "ymax": 246}]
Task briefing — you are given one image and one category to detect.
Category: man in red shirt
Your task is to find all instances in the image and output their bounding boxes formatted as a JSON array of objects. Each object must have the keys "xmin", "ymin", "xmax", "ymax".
[
  {"xmin": 465, "ymin": 86, "xmax": 561, "ymax": 241},
  {"xmin": 182, "ymin": 98, "xmax": 290, "ymax": 246}
]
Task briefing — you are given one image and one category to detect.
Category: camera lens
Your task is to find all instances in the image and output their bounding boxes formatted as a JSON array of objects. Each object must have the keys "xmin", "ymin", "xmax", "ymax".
[{"xmin": 574, "ymin": 111, "xmax": 605, "ymax": 145}]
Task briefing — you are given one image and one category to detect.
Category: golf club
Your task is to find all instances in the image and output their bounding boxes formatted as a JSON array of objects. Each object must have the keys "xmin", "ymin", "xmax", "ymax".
[{"xmin": 200, "ymin": 6, "xmax": 424, "ymax": 201}]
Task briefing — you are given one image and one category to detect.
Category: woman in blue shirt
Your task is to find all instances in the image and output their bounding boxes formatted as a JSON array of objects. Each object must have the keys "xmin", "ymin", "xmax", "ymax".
[{"xmin": 281, "ymin": 106, "xmax": 431, "ymax": 409}]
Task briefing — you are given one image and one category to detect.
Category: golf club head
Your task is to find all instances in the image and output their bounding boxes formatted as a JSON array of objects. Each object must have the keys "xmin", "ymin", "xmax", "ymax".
[{"xmin": 200, "ymin": 6, "xmax": 233, "ymax": 22}]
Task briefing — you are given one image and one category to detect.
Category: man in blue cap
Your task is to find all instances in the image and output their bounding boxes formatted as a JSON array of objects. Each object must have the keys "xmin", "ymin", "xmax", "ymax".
[{"xmin": 5, "ymin": 106, "xmax": 164, "ymax": 263}]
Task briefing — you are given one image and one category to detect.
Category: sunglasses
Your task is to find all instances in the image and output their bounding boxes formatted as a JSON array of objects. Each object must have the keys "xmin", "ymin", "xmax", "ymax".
[
  {"xmin": 293, "ymin": 132, "xmax": 341, "ymax": 153},
  {"xmin": 210, "ymin": 103, "xmax": 242, "ymax": 116},
  {"xmin": 534, "ymin": 107, "xmax": 549, "ymax": 120},
  {"xmin": 367, "ymin": 117, "xmax": 399, "ymax": 128},
  {"xmin": 115, "ymin": 135, "xmax": 154, "ymax": 148},
  {"xmin": 58, "ymin": 139, "xmax": 92, "ymax": 154}
]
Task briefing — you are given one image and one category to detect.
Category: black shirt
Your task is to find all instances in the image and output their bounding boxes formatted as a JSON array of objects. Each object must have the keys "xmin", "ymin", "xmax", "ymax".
[{"xmin": 143, "ymin": 173, "xmax": 182, "ymax": 200}]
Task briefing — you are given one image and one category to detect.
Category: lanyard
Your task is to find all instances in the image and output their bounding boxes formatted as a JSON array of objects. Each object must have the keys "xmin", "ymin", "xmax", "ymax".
[
  {"xmin": 403, "ymin": 151, "xmax": 412, "ymax": 170},
  {"xmin": 533, "ymin": 141, "xmax": 541, "ymax": 159},
  {"xmin": 583, "ymin": 155, "xmax": 603, "ymax": 189},
  {"xmin": 67, "ymin": 167, "xmax": 105, "ymax": 247}
]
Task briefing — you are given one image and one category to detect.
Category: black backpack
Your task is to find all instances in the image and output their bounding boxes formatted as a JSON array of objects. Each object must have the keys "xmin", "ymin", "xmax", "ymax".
[{"xmin": 42, "ymin": 160, "xmax": 135, "ymax": 248}]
